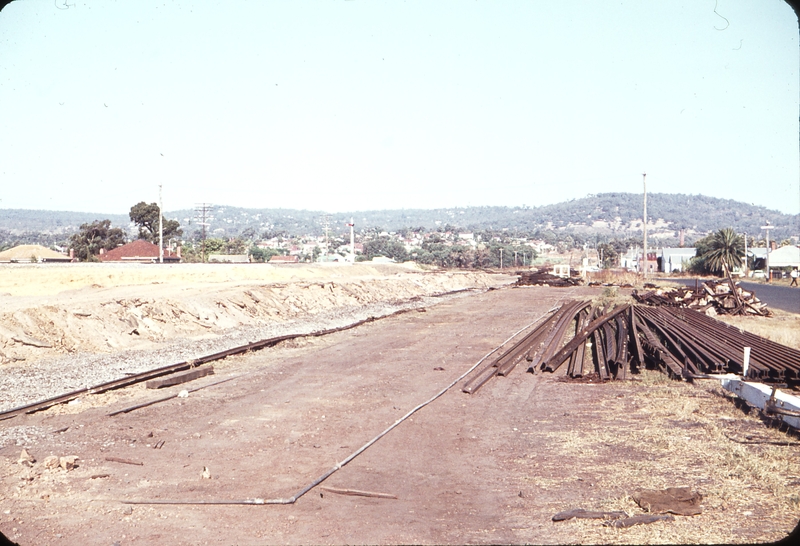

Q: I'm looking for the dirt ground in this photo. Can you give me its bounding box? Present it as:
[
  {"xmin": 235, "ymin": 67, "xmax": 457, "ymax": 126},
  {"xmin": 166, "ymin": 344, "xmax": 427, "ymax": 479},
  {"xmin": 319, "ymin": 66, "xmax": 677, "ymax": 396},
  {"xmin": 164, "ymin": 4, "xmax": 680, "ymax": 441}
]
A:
[
  {"xmin": 0, "ymin": 263, "xmax": 499, "ymax": 365},
  {"xmin": 1, "ymin": 279, "xmax": 799, "ymax": 545}
]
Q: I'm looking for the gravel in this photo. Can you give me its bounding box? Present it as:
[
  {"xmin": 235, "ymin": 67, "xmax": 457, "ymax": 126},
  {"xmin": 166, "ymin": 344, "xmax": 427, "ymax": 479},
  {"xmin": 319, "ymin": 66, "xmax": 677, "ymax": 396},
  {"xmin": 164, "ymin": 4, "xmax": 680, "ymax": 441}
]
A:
[{"xmin": 0, "ymin": 292, "xmax": 472, "ymax": 417}]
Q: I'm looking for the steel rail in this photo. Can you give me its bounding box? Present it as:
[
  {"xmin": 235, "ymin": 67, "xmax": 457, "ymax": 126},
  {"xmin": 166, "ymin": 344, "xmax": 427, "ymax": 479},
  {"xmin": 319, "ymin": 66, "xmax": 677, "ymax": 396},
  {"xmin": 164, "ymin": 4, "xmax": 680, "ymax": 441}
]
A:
[
  {"xmin": 540, "ymin": 304, "xmax": 630, "ymax": 373},
  {"xmin": 663, "ymin": 308, "xmax": 800, "ymax": 376},
  {"xmin": 528, "ymin": 300, "xmax": 591, "ymax": 372},
  {"xmin": 656, "ymin": 308, "xmax": 799, "ymax": 379},
  {"xmin": 636, "ymin": 307, "xmax": 748, "ymax": 374},
  {"xmin": 0, "ymin": 309, "xmax": 417, "ymax": 421}
]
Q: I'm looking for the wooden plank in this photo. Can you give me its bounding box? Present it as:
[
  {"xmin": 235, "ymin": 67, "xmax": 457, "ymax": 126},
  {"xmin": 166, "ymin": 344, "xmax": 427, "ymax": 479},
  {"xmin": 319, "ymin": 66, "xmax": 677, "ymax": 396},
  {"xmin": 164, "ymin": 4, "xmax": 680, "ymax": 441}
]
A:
[{"xmin": 146, "ymin": 366, "xmax": 214, "ymax": 389}]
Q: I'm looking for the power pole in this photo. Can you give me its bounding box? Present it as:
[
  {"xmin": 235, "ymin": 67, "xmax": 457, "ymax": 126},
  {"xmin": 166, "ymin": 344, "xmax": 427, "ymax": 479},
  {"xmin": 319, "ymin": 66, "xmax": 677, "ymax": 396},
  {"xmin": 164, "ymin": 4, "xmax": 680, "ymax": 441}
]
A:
[
  {"xmin": 158, "ymin": 184, "xmax": 164, "ymax": 264},
  {"xmin": 322, "ymin": 215, "xmax": 330, "ymax": 257},
  {"xmin": 499, "ymin": 248, "xmax": 503, "ymax": 269},
  {"xmin": 743, "ymin": 232, "xmax": 748, "ymax": 277},
  {"xmin": 761, "ymin": 223, "xmax": 773, "ymax": 281},
  {"xmin": 195, "ymin": 203, "xmax": 213, "ymax": 263},
  {"xmin": 347, "ymin": 218, "xmax": 355, "ymax": 263},
  {"xmin": 642, "ymin": 172, "xmax": 648, "ymax": 277}
]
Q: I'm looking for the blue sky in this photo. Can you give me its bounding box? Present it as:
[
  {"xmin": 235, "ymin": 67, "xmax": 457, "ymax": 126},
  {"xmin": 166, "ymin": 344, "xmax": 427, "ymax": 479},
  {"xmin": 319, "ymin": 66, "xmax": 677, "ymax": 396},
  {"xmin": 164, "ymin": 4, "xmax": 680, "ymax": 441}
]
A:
[{"xmin": 0, "ymin": 0, "xmax": 798, "ymax": 215}]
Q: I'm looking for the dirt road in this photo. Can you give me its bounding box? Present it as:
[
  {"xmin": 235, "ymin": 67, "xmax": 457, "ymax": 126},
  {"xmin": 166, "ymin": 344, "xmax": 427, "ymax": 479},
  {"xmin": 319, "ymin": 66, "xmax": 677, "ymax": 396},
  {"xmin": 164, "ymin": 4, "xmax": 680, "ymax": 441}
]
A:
[{"xmin": 1, "ymin": 285, "xmax": 798, "ymax": 545}]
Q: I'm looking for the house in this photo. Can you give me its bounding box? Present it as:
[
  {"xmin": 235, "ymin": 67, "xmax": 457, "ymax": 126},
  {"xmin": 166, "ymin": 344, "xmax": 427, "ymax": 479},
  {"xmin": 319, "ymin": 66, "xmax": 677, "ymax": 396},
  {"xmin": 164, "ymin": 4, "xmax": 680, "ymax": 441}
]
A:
[
  {"xmin": 0, "ymin": 244, "xmax": 72, "ymax": 263},
  {"xmin": 208, "ymin": 254, "xmax": 250, "ymax": 263},
  {"xmin": 658, "ymin": 248, "xmax": 696, "ymax": 273},
  {"xmin": 268, "ymin": 255, "xmax": 299, "ymax": 264},
  {"xmin": 766, "ymin": 245, "xmax": 800, "ymax": 268},
  {"xmin": 100, "ymin": 240, "xmax": 180, "ymax": 263}
]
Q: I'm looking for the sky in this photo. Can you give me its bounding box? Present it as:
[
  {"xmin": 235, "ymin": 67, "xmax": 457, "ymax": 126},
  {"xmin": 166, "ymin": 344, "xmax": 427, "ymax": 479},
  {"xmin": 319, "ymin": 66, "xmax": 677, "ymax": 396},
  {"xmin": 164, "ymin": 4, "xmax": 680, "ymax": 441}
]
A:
[{"xmin": 0, "ymin": 0, "xmax": 798, "ymax": 215}]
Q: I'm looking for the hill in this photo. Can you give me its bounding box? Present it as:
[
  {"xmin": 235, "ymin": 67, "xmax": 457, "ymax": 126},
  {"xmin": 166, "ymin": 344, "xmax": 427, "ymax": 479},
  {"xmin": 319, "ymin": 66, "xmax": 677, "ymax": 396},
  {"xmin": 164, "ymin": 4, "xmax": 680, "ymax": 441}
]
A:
[{"xmin": 1, "ymin": 193, "xmax": 797, "ymax": 248}]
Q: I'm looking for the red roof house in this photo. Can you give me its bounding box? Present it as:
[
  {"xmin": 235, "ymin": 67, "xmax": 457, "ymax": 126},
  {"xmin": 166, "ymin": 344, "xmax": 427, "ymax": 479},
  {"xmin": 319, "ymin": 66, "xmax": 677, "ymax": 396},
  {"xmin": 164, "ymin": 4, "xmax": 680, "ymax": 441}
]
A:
[{"xmin": 99, "ymin": 240, "xmax": 181, "ymax": 263}]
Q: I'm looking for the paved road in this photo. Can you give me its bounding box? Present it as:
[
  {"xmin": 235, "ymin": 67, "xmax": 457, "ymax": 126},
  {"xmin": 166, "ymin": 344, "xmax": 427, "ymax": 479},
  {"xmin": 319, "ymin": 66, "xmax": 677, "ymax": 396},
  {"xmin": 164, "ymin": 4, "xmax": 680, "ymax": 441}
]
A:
[{"xmin": 665, "ymin": 277, "xmax": 800, "ymax": 313}]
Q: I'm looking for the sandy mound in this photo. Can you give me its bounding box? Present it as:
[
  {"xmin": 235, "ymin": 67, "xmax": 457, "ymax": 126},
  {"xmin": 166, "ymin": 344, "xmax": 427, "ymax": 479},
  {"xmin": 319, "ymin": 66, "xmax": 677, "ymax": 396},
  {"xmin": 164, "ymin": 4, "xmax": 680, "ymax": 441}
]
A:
[{"xmin": 0, "ymin": 263, "xmax": 508, "ymax": 365}]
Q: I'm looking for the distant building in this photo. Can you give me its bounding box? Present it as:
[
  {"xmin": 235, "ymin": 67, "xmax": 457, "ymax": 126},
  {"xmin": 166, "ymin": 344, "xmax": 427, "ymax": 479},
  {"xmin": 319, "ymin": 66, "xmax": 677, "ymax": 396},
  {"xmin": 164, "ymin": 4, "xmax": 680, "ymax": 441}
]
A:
[
  {"xmin": 208, "ymin": 254, "xmax": 250, "ymax": 263},
  {"xmin": 767, "ymin": 245, "xmax": 800, "ymax": 268},
  {"xmin": 268, "ymin": 255, "xmax": 299, "ymax": 264},
  {"xmin": 100, "ymin": 240, "xmax": 180, "ymax": 263},
  {"xmin": 0, "ymin": 244, "xmax": 72, "ymax": 263},
  {"xmin": 658, "ymin": 248, "xmax": 696, "ymax": 273}
]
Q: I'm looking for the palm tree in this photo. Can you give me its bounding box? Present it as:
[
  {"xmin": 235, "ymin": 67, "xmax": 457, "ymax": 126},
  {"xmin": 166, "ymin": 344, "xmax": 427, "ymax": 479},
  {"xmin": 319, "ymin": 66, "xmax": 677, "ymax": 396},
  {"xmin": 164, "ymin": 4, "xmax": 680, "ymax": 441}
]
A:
[{"xmin": 700, "ymin": 228, "xmax": 744, "ymax": 274}]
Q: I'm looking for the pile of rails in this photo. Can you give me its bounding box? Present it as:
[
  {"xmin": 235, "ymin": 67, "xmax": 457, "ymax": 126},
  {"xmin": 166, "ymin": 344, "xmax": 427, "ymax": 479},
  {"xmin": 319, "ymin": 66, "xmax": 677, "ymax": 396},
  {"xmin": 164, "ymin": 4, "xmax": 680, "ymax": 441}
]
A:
[
  {"xmin": 516, "ymin": 269, "xmax": 583, "ymax": 287},
  {"xmin": 632, "ymin": 279, "xmax": 771, "ymax": 317},
  {"xmin": 463, "ymin": 300, "xmax": 798, "ymax": 394}
]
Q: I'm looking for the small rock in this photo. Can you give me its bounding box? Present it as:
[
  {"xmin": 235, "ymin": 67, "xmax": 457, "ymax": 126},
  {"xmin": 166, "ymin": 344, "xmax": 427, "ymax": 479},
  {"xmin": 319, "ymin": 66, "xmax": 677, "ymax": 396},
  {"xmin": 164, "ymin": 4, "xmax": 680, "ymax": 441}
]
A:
[
  {"xmin": 17, "ymin": 449, "xmax": 35, "ymax": 467},
  {"xmin": 202, "ymin": 466, "xmax": 211, "ymax": 479},
  {"xmin": 178, "ymin": 390, "xmax": 189, "ymax": 398},
  {"xmin": 43, "ymin": 456, "xmax": 59, "ymax": 470},
  {"xmin": 60, "ymin": 456, "xmax": 78, "ymax": 471},
  {"xmin": 122, "ymin": 506, "xmax": 133, "ymax": 515}
]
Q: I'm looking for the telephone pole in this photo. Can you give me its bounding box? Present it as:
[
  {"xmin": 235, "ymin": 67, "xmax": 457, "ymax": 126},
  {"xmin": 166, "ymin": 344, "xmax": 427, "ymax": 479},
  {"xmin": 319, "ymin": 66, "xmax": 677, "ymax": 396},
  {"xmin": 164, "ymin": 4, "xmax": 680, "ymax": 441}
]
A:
[
  {"xmin": 347, "ymin": 218, "xmax": 355, "ymax": 263},
  {"xmin": 642, "ymin": 172, "xmax": 648, "ymax": 277},
  {"xmin": 194, "ymin": 203, "xmax": 213, "ymax": 263},
  {"xmin": 322, "ymin": 215, "xmax": 331, "ymax": 256},
  {"xmin": 761, "ymin": 223, "xmax": 773, "ymax": 281},
  {"xmin": 158, "ymin": 184, "xmax": 164, "ymax": 264}
]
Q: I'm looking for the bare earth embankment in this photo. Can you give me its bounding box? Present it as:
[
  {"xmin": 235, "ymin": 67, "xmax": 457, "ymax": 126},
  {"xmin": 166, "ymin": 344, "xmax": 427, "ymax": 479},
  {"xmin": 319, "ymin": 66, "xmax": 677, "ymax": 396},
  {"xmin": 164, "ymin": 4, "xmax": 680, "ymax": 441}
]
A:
[{"xmin": 0, "ymin": 263, "xmax": 798, "ymax": 545}]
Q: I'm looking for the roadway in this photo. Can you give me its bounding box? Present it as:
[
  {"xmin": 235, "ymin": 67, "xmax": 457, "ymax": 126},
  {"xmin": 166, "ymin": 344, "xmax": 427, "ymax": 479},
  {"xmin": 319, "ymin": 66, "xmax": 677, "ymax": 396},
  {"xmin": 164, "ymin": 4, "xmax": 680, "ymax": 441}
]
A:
[{"xmin": 665, "ymin": 277, "xmax": 800, "ymax": 314}]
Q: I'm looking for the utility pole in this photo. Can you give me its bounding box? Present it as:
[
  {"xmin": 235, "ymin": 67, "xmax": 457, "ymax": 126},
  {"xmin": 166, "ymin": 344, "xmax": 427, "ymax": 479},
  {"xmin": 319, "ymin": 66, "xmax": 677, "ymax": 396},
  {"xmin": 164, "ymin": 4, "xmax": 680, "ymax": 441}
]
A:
[
  {"xmin": 499, "ymin": 248, "xmax": 503, "ymax": 269},
  {"xmin": 347, "ymin": 218, "xmax": 355, "ymax": 263},
  {"xmin": 743, "ymin": 232, "xmax": 748, "ymax": 277},
  {"xmin": 761, "ymin": 223, "xmax": 773, "ymax": 281},
  {"xmin": 158, "ymin": 184, "xmax": 164, "ymax": 264},
  {"xmin": 322, "ymin": 215, "xmax": 330, "ymax": 257},
  {"xmin": 642, "ymin": 172, "xmax": 648, "ymax": 278},
  {"xmin": 195, "ymin": 203, "xmax": 213, "ymax": 263},
  {"xmin": 514, "ymin": 250, "xmax": 518, "ymax": 268}
]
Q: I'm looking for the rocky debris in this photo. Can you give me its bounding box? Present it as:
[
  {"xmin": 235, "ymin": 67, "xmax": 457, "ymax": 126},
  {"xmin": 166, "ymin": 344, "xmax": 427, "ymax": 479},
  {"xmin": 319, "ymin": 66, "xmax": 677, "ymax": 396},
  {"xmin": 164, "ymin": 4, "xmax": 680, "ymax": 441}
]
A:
[
  {"xmin": 43, "ymin": 456, "xmax": 59, "ymax": 470},
  {"xmin": 17, "ymin": 449, "xmax": 35, "ymax": 467},
  {"xmin": 59, "ymin": 456, "xmax": 78, "ymax": 471},
  {"xmin": 12, "ymin": 334, "xmax": 53, "ymax": 348}
]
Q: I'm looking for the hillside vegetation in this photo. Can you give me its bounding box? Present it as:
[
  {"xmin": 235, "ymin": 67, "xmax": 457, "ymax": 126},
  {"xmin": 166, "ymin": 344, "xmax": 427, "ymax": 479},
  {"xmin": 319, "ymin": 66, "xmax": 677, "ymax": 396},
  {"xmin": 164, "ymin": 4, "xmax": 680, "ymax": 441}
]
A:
[{"xmin": 1, "ymin": 193, "xmax": 797, "ymax": 250}]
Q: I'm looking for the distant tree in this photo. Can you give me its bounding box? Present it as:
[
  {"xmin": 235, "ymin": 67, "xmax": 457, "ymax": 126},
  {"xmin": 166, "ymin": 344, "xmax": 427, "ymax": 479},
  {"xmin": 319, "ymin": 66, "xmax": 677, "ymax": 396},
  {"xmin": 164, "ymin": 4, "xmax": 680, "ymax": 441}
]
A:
[
  {"xmin": 68, "ymin": 220, "xmax": 126, "ymax": 261},
  {"xmin": 240, "ymin": 227, "xmax": 258, "ymax": 242},
  {"xmin": 203, "ymin": 238, "xmax": 226, "ymax": 254},
  {"xmin": 129, "ymin": 202, "xmax": 183, "ymax": 243},
  {"xmin": 692, "ymin": 228, "xmax": 744, "ymax": 275},
  {"xmin": 224, "ymin": 238, "xmax": 247, "ymax": 254},
  {"xmin": 597, "ymin": 243, "xmax": 619, "ymax": 268},
  {"xmin": 249, "ymin": 246, "xmax": 282, "ymax": 263},
  {"xmin": 363, "ymin": 238, "xmax": 408, "ymax": 262}
]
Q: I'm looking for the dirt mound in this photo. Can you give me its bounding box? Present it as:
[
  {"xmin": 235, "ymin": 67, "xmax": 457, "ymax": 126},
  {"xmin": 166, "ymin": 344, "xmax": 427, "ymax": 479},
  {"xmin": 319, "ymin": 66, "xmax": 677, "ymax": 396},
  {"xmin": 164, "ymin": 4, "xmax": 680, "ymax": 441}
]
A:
[{"xmin": 0, "ymin": 264, "xmax": 506, "ymax": 365}]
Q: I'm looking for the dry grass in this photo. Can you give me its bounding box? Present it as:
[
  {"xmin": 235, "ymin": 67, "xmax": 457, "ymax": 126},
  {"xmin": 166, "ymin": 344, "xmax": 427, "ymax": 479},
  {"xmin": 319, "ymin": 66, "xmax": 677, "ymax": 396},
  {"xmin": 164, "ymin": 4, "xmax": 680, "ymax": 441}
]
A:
[
  {"xmin": 588, "ymin": 270, "xmax": 645, "ymax": 287},
  {"xmin": 534, "ymin": 372, "xmax": 800, "ymax": 544},
  {"xmin": 715, "ymin": 310, "xmax": 800, "ymax": 350}
]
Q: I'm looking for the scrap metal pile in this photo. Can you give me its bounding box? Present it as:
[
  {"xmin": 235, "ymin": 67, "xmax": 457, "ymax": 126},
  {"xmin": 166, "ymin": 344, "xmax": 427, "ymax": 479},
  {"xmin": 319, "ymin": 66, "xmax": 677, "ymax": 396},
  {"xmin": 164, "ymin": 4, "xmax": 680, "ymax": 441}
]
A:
[
  {"xmin": 463, "ymin": 300, "xmax": 800, "ymax": 394},
  {"xmin": 515, "ymin": 269, "xmax": 583, "ymax": 287},
  {"xmin": 632, "ymin": 279, "xmax": 771, "ymax": 317}
]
